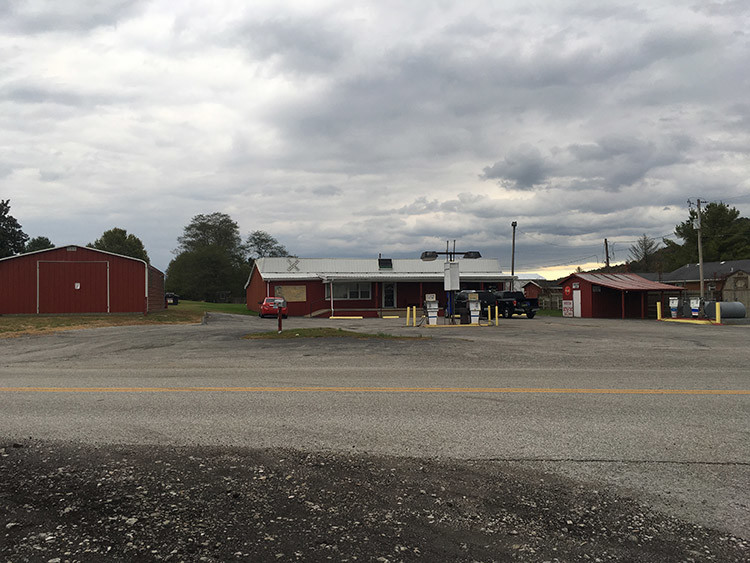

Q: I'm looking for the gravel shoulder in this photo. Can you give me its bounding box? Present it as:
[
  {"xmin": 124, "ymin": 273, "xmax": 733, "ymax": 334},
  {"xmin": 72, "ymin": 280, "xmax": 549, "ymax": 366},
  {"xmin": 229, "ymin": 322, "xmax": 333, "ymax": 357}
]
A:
[{"xmin": 2, "ymin": 439, "xmax": 748, "ymax": 562}]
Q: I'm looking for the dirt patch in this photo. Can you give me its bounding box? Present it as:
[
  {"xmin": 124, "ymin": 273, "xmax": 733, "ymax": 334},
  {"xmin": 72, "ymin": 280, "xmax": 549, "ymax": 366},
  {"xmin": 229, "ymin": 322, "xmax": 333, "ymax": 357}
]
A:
[
  {"xmin": 1, "ymin": 440, "xmax": 747, "ymax": 562},
  {"xmin": 0, "ymin": 315, "xmax": 201, "ymax": 339}
]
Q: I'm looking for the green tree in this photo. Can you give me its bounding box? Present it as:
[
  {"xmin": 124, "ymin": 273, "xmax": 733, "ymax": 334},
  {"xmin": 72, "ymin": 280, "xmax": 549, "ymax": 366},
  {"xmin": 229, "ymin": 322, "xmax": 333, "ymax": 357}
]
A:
[
  {"xmin": 88, "ymin": 227, "xmax": 149, "ymax": 262},
  {"xmin": 656, "ymin": 202, "xmax": 750, "ymax": 271},
  {"xmin": 246, "ymin": 230, "xmax": 288, "ymax": 259},
  {"xmin": 165, "ymin": 247, "xmax": 250, "ymax": 301},
  {"xmin": 24, "ymin": 236, "xmax": 55, "ymax": 253},
  {"xmin": 176, "ymin": 212, "xmax": 246, "ymax": 261},
  {"xmin": 168, "ymin": 213, "xmax": 250, "ymax": 300},
  {"xmin": 0, "ymin": 199, "xmax": 29, "ymax": 258},
  {"xmin": 628, "ymin": 234, "xmax": 661, "ymax": 272}
]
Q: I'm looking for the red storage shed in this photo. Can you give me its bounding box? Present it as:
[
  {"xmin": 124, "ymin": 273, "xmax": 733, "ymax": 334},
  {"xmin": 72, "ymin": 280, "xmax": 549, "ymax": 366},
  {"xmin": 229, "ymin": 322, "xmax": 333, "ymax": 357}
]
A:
[
  {"xmin": 558, "ymin": 273, "xmax": 682, "ymax": 319},
  {"xmin": 0, "ymin": 245, "xmax": 165, "ymax": 315}
]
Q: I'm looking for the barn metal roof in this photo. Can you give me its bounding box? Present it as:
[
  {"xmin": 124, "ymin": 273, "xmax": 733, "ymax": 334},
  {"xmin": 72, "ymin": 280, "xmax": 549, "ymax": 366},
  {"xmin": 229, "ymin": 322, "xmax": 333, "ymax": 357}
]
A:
[
  {"xmin": 247, "ymin": 257, "xmax": 511, "ymax": 285},
  {"xmin": 565, "ymin": 273, "xmax": 682, "ymax": 291},
  {"xmin": 0, "ymin": 244, "xmax": 150, "ymax": 267}
]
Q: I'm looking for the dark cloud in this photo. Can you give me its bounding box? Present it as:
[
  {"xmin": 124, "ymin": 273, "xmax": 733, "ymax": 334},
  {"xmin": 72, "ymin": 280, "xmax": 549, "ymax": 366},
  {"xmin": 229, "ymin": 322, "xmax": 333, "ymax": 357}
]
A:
[
  {"xmin": 0, "ymin": 0, "xmax": 147, "ymax": 33},
  {"xmin": 481, "ymin": 145, "xmax": 551, "ymax": 189},
  {"xmin": 692, "ymin": 1, "xmax": 750, "ymax": 17},
  {"xmin": 481, "ymin": 134, "xmax": 695, "ymax": 192},
  {"xmin": 0, "ymin": 82, "xmax": 126, "ymax": 107},
  {"xmin": 232, "ymin": 17, "xmax": 350, "ymax": 74},
  {"xmin": 311, "ymin": 185, "xmax": 342, "ymax": 197},
  {"xmin": 396, "ymin": 197, "xmax": 441, "ymax": 215},
  {"xmin": 566, "ymin": 134, "xmax": 695, "ymax": 190}
]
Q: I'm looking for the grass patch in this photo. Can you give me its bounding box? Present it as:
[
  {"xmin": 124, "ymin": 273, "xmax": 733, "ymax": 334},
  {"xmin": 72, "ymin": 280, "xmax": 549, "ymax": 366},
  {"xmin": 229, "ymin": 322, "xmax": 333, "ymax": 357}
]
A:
[
  {"xmin": 0, "ymin": 300, "xmax": 257, "ymax": 338},
  {"xmin": 536, "ymin": 308, "xmax": 563, "ymax": 317},
  {"xmin": 244, "ymin": 327, "xmax": 418, "ymax": 340}
]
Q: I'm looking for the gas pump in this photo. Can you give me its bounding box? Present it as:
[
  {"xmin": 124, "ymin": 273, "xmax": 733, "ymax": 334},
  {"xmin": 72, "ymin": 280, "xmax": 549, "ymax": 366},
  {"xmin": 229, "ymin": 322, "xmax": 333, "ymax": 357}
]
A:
[
  {"xmin": 424, "ymin": 293, "xmax": 439, "ymax": 325},
  {"xmin": 468, "ymin": 292, "xmax": 481, "ymax": 324}
]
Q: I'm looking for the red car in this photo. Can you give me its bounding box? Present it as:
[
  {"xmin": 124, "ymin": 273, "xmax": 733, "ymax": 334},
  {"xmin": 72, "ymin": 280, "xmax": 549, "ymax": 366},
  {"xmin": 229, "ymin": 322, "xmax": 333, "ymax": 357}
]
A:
[{"xmin": 259, "ymin": 297, "xmax": 288, "ymax": 318}]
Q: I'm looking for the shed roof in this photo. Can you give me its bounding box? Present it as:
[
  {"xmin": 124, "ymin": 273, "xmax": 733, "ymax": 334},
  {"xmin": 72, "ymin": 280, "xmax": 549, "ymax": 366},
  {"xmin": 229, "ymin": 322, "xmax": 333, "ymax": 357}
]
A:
[
  {"xmin": 247, "ymin": 257, "xmax": 511, "ymax": 285},
  {"xmin": 661, "ymin": 260, "xmax": 750, "ymax": 282},
  {"xmin": 522, "ymin": 279, "xmax": 562, "ymax": 290},
  {"xmin": 562, "ymin": 273, "xmax": 682, "ymax": 291}
]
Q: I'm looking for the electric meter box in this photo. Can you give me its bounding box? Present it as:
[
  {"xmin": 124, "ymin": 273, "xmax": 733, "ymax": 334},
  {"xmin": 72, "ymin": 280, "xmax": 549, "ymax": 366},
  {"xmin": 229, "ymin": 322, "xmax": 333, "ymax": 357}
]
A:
[{"xmin": 444, "ymin": 262, "xmax": 460, "ymax": 291}]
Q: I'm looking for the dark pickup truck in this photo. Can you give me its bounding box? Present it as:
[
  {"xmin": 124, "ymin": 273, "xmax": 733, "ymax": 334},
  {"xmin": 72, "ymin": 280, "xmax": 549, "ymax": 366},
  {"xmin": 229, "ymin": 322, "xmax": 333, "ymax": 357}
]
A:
[
  {"xmin": 496, "ymin": 291, "xmax": 539, "ymax": 318},
  {"xmin": 454, "ymin": 290, "xmax": 498, "ymax": 320}
]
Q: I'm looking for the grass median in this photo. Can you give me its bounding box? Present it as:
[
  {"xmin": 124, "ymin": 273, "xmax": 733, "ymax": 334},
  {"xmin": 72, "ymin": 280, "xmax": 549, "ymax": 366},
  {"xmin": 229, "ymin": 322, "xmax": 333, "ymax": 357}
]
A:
[
  {"xmin": 0, "ymin": 301, "xmax": 256, "ymax": 338},
  {"xmin": 244, "ymin": 327, "xmax": 419, "ymax": 340}
]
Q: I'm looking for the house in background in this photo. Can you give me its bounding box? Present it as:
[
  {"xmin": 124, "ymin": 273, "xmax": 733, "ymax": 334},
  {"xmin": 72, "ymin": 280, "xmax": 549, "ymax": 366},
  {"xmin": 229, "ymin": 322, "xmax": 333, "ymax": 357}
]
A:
[
  {"xmin": 522, "ymin": 279, "xmax": 563, "ymax": 310},
  {"xmin": 245, "ymin": 257, "xmax": 513, "ymax": 317},
  {"xmin": 660, "ymin": 260, "xmax": 750, "ymax": 310}
]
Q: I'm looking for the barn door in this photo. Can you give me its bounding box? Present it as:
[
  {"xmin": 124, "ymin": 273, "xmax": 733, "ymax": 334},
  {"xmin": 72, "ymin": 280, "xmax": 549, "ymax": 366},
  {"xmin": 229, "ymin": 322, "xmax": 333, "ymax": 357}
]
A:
[
  {"xmin": 38, "ymin": 261, "xmax": 109, "ymax": 314},
  {"xmin": 573, "ymin": 289, "xmax": 581, "ymax": 317}
]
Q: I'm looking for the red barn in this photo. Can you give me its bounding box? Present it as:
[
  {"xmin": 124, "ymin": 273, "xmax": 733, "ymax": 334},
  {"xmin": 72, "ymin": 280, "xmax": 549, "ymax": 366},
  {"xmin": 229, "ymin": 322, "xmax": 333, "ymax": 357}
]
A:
[{"xmin": 0, "ymin": 245, "xmax": 165, "ymax": 315}]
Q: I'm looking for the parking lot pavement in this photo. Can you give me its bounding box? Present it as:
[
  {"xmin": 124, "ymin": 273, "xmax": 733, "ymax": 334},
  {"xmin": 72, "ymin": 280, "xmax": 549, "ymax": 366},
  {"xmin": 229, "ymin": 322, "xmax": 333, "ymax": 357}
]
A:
[{"xmin": 1, "ymin": 313, "xmax": 749, "ymax": 538}]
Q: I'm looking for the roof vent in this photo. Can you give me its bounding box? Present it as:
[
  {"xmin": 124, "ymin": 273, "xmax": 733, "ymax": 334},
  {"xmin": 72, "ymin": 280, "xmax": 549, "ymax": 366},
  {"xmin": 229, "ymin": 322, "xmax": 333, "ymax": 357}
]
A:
[
  {"xmin": 67, "ymin": 246, "xmax": 77, "ymax": 252},
  {"xmin": 378, "ymin": 258, "xmax": 393, "ymax": 269}
]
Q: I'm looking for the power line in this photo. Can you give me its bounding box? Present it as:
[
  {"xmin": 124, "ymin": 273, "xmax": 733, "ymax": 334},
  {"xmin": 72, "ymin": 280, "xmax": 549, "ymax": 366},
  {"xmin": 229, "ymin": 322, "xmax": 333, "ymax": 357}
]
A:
[
  {"xmin": 517, "ymin": 229, "xmax": 602, "ymax": 249},
  {"xmin": 516, "ymin": 254, "xmax": 601, "ymax": 270}
]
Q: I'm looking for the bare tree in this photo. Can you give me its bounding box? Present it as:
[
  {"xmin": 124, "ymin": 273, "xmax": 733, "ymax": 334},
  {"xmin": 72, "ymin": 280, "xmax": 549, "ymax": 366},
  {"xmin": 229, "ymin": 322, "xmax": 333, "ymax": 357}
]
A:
[{"xmin": 628, "ymin": 234, "xmax": 661, "ymax": 271}]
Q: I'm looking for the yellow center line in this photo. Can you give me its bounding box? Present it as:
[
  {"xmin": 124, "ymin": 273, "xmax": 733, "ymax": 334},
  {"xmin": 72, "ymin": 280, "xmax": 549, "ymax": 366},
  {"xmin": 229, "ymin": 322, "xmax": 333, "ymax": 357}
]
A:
[{"xmin": 0, "ymin": 387, "xmax": 749, "ymax": 395}]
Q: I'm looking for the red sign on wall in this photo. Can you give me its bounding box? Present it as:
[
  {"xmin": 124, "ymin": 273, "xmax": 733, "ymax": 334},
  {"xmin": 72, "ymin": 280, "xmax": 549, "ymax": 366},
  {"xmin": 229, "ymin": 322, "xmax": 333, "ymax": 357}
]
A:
[{"xmin": 563, "ymin": 285, "xmax": 572, "ymax": 297}]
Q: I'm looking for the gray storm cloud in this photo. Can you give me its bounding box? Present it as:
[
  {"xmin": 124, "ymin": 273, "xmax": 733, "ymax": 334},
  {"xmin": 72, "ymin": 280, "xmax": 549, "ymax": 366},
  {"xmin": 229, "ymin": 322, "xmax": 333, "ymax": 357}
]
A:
[{"xmin": 1, "ymin": 0, "xmax": 748, "ymax": 273}]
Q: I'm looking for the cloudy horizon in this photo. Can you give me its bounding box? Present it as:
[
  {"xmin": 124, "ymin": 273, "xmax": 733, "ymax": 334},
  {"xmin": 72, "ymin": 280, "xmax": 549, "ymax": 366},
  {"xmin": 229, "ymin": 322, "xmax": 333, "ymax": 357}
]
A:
[{"xmin": 3, "ymin": 0, "xmax": 749, "ymax": 278}]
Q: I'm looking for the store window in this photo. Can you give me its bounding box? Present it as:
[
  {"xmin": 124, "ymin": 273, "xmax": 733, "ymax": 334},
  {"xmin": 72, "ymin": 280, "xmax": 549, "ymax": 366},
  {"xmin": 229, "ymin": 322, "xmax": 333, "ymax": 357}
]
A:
[{"xmin": 325, "ymin": 282, "xmax": 371, "ymax": 300}]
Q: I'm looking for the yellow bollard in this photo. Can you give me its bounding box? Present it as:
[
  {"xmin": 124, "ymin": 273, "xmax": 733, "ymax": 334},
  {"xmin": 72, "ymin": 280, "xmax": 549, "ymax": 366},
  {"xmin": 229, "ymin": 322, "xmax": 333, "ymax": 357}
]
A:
[
  {"xmin": 405, "ymin": 306, "xmax": 410, "ymax": 327},
  {"xmin": 656, "ymin": 302, "xmax": 662, "ymax": 321},
  {"xmin": 413, "ymin": 306, "xmax": 417, "ymax": 327},
  {"xmin": 716, "ymin": 302, "xmax": 721, "ymax": 324},
  {"xmin": 495, "ymin": 305, "xmax": 499, "ymax": 326}
]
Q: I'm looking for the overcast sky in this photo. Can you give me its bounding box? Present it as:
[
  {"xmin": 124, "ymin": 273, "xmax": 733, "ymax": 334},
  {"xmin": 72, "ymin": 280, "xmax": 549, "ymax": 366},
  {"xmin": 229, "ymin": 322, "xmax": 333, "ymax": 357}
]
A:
[{"xmin": 3, "ymin": 0, "xmax": 749, "ymax": 277}]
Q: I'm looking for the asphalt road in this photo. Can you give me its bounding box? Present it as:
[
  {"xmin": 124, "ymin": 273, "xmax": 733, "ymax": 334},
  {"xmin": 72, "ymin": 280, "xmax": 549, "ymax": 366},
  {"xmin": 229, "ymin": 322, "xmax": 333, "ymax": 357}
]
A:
[{"xmin": 1, "ymin": 313, "xmax": 748, "ymax": 538}]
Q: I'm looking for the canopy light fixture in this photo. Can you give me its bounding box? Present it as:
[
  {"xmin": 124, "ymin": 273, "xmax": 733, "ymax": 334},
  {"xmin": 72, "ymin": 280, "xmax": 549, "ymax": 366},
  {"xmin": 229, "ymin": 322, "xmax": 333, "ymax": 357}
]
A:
[{"xmin": 420, "ymin": 250, "xmax": 481, "ymax": 261}]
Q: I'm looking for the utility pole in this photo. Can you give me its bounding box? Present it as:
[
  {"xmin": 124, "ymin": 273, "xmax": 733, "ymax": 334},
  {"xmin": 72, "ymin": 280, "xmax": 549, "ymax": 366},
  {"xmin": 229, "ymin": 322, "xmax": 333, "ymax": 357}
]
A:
[
  {"xmin": 511, "ymin": 221, "xmax": 517, "ymax": 291},
  {"xmin": 696, "ymin": 199, "xmax": 705, "ymax": 300},
  {"xmin": 604, "ymin": 238, "xmax": 610, "ymax": 271}
]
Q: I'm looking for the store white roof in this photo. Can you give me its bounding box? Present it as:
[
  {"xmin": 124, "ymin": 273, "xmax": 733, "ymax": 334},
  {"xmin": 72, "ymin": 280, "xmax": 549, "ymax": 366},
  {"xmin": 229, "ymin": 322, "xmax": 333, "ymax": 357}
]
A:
[{"xmin": 247, "ymin": 257, "xmax": 511, "ymax": 285}]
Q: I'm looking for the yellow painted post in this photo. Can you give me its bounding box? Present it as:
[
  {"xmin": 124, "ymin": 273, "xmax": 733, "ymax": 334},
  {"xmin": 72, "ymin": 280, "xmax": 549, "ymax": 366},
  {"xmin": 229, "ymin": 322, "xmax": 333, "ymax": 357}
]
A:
[
  {"xmin": 495, "ymin": 305, "xmax": 499, "ymax": 326},
  {"xmin": 405, "ymin": 306, "xmax": 410, "ymax": 327},
  {"xmin": 716, "ymin": 302, "xmax": 721, "ymax": 324},
  {"xmin": 413, "ymin": 306, "xmax": 417, "ymax": 327},
  {"xmin": 656, "ymin": 302, "xmax": 662, "ymax": 320}
]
